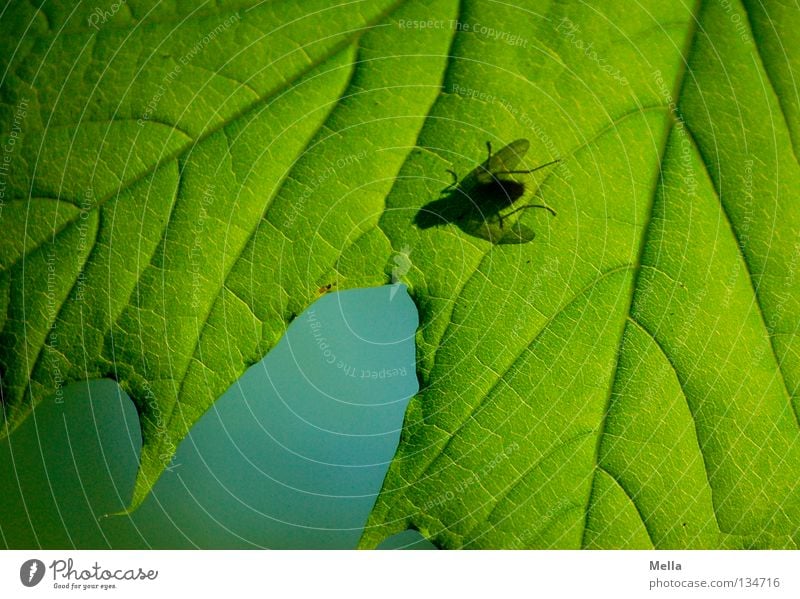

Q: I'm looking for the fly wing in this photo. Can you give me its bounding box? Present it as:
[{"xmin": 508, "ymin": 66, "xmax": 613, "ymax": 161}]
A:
[
  {"xmin": 498, "ymin": 221, "xmax": 537, "ymax": 244},
  {"xmin": 476, "ymin": 138, "xmax": 530, "ymax": 184},
  {"xmin": 459, "ymin": 211, "xmax": 537, "ymax": 244}
]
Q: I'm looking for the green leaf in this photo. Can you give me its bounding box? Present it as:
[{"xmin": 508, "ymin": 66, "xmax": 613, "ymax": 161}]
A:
[{"xmin": 1, "ymin": 0, "xmax": 798, "ymax": 550}]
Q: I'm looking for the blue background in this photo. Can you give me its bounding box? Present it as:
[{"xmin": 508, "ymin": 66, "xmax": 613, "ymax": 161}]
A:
[{"xmin": 0, "ymin": 286, "xmax": 433, "ymax": 549}]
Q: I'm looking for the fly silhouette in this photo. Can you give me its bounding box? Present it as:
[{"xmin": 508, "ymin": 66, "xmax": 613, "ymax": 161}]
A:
[{"xmin": 415, "ymin": 139, "xmax": 558, "ymax": 244}]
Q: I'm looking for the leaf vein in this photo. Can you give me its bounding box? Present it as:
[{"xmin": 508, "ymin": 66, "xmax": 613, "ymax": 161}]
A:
[
  {"xmin": 681, "ymin": 122, "xmax": 799, "ymax": 427},
  {"xmin": 597, "ymin": 464, "xmax": 656, "ymax": 548},
  {"xmin": 417, "ymin": 263, "xmax": 634, "ymax": 486},
  {"xmin": 625, "ymin": 315, "xmax": 721, "ymax": 533}
]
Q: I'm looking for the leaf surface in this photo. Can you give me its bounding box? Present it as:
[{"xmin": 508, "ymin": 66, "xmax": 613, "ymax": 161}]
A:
[{"xmin": 1, "ymin": 0, "xmax": 798, "ymax": 547}]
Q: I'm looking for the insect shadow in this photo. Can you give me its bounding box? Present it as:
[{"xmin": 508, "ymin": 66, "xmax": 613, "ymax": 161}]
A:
[{"xmin": 415, "ymin": 139, "xmax": 558, "ymax": 244}]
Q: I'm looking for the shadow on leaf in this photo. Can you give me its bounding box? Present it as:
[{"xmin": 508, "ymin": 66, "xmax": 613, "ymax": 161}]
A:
[
  {"xmin": 414, "ymin": 174, "xmax": 556, "ymax": 245},
  {"xmin": 414, "ymin": 139, "xmax": 558, "ymax": 245}
]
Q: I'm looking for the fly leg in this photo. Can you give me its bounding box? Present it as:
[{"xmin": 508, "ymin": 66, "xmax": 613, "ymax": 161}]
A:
[
  {"xmin": 494, "ymin": 158, "xmax": 560, "ymax": 177},
  {"xmin": 443, "ymin": 169, "xmax": 459, "ymax": 192}
]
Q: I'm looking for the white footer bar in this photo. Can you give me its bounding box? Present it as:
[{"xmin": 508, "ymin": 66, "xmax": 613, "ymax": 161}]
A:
[{"xmin": 1, "ymin": 550, "xmax": 797, "ymax": 598}]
